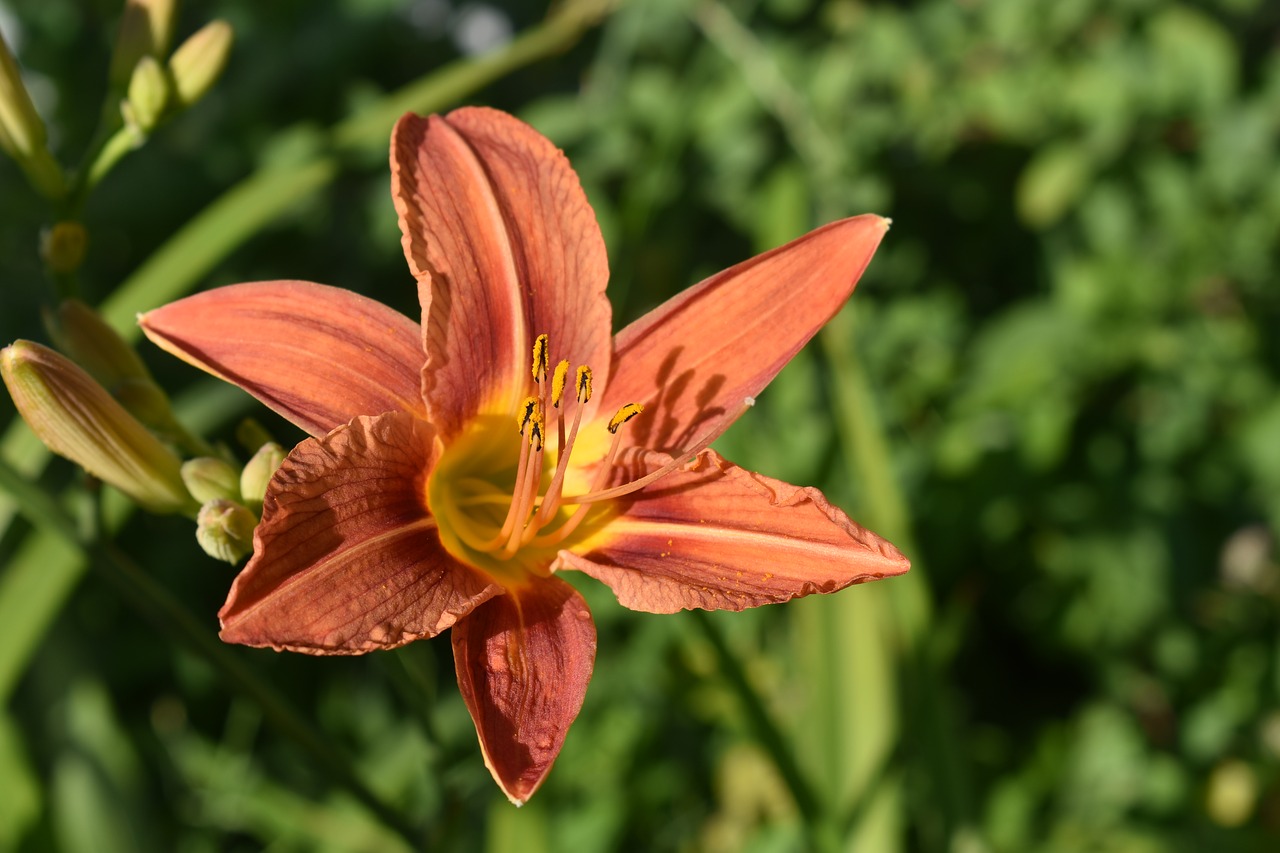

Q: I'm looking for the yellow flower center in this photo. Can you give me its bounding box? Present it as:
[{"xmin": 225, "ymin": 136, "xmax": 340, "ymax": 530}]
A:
[
  {"xmin": 427, "ymin": 333, "xmax": 752, "ymax": 587},
  {"xmin": 427, "ymin": 334, "xmax": 640, "ymax": 585}
]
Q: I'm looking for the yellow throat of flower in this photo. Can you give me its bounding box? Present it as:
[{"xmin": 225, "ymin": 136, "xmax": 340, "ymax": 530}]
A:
[
  {"xmin": 427, "ymin": 334, "xmax": 641, "ymax": 585},
  {"xmin": 428, "ymin": 333, "xmax": 750, "ymax": 587}
]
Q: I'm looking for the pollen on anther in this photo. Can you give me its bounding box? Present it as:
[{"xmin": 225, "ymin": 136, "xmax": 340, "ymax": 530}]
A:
[
  {"xmin": 608, "ymin": 402, "xmax": 644, "ymax": 434},
  {"xmin": 576, "ymin": 365, "xmax": 593, "ymax": 403},
  {"xmin": 551, "ymin": 360, "xmax": 571, "ymax": 407},
  {"xmin": 518, "ymin": 396, "xmax": 538, "ymax": 434},
  {"xmin": 531, "ymin": 334, "xmax": 549, "ymax": 381},
  {"xmin": 528, "ymin": 401, "xmax": 546, "ymax": 450}
]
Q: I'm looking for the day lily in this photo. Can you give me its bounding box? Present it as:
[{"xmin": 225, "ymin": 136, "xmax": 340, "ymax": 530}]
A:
[{"xmin": 140, "ymin": 107, "xmax": 909, "ymax": 804}]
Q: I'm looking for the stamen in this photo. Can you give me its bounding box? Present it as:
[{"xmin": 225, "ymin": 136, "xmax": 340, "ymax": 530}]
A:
[
  {"xmin": 608, "ymin": 402, "xmax": 644, "ymax": 434},
  {"xmin": 562, "ymin": 397, "xmax": 755, "ymax": 506},
  {"xmin": 550, "ymin": 360, "xmax": 571, "ymax": 407},
  {"xmin": 527, "ymin": 400, "xmax": 546, "ymax": 451},
  {"xmin": 531, "ymin": 334, "xmax": 549, "ymax": 382},
  {"xmin": 517, "ymin": 396, "xmax": 538, "ymax": 434},
  {"xmin": 576, "ymin": 365, "xmax": 592, "ymax": 403}
]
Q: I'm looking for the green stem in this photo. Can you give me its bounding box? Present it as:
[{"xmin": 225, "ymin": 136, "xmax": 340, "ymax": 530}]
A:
[
  {"xmin": 689, "ymin": 610, "xmax": 838, "ymax": 853},
  {"xmin": 71, "ymin": 123, "xmax": 143, "ymax": 214}
]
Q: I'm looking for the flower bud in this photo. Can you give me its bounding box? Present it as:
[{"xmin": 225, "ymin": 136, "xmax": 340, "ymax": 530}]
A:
[
  {"xmin": 47, "ymin": 299, "xmax": 150, "ymax": 395},
  {"xmin": 1, "ymin": 341, "xmax": 194, "ymax": 514},
  {"xmin": 121, "ymin": 55, "xmax": 170, "ymax": 133},
  {"xmin": 167, "ymin": 20, "xmax": 233, "ymax": 108},
  {"xmin": 109, "ymin": 0, "xmax": 178, "ymax": 87},
  {"xmin": 39, "ymin": 222, "xmax": 88, "ymax": 275},
  {"xmin": 181, "ymin": 457, "xmax": 241, "ymax": 504},
  {"xmin": 240, "ymin": 442, "xmax": 284, "ymax": 506},
  {"xmin": 195, "ymin": 499, "xmax": 257, "ymax": 564},
  {"xmin": 0, "ymin": 31, "xmax": 47, "ymax": 160}
]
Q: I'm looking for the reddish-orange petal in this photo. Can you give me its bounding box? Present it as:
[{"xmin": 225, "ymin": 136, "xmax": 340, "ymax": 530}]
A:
[
  {"xmin": 452, "ymin": 575, "xmax": 596, "ymax": 805},
  {"xmin": 140, "ymin": 281, "xmax": 425, "ymax": 438},
  {"xmin": 390, "ymin": 108, "xmax": 612, "ymax": 441},
  {"xmin": 596, "ymin": 216, "xmax": 888, "ymax": 451},
  {"xmin": 219, "ymin": 412, "xmax": 501, "ymax": 653},
  {"xmin": 558, "ymin": 449, "xmax": 909, "ymax": 613}
]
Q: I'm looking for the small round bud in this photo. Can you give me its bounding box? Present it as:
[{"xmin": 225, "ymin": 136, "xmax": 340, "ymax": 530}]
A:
[
  {"xmin": 240, "ymin": 442, "xmax": 285, "ymax": 506},
  {"xmin": 39, "ymin": 222, "xmax": 88, "ymax": 275},
  {"xmin": 122, "ymin": 55, "xmax": 170, "ymax": 133},
  {"xmin": 168, "ymin": 20, "xmax": 233, "ymax": 108},
  {"xmin": 181, "ymin": 457, "xmax": 241, "ymax": 504},
  {"xmin": 195, "ymin": 499, "xmax": 257, "ymax": 564}
]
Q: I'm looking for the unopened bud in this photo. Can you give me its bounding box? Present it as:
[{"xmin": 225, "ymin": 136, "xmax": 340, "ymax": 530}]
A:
[
  {"xmin": 1, "ymin": 341, "xmax": 193, "ymax": 514},
  {"xmin": 47, "ymin": 298, "xmax": 151, "ymax": 395},
  {"xmin": 39, "ymin": 222, "xmax": 88, "ymax": 275},
  {"xmin": 240, "ymin": 442, "xmax": 284, "ymax": 506},
  {"xmin": 182, "ymin": 457, "xmax": 241, "ymax": 504},
  {"xmin": 195, "ymin": 499, "xmax": 256, "ymax": 563},
  {"xmin": 110, "ymin": 0, "xmax": 178, "ymax": 87},
  {"xmin": 0, "ymin": 31, "xmax": 48, "ymax": 159},
  {"xmin": 122, "ymin": 55, "xmax": 170, "ymax": 132},
  {"xmin": 168, "ymin": 20, "xmax": 233, "ymax": 108}
]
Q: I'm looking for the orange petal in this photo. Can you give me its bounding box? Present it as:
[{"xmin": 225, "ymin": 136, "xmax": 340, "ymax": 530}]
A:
[
  {"xmin": 219, "ymin": 413, "xmax": 501, "ymax": 653},
  {"xmin": 558, "ymin": 449, "xmax": 908, "ymax": 613},
  {"xmin": 391, "ymin": 108, "xmax": 612, "ymax": 441},
  {"xmin": 140, "ymin": 281, "xmax": 425, "ymax": 438},
  {"xmin": 452, "ymin": 575, "xmax": 596, "ymax": 804},
  {"xmin": 597, "ymin": 215, "xmax": 888, "ymax": 451}
]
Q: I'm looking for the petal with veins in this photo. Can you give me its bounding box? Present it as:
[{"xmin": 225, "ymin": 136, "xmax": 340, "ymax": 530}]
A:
[
  {"xmin": 391, "ymin": 108, "xmax": 612, "ymax": 440},
  {"xmin": 140, "ymin": 281, "xmax": 425, "ymax": 438},
  {"xmin": 559, "ymin": 449, "xmax": 909, "ymax": 614},
  {"xmin": 219, "ymin": 412, "xmax": 500, "ymax": 653},
  {"xmin": 596, "ymin": 216, "xmax": 888, "ymax": 451},
  {"xmin": 452, "ymin": 575, "xmax": 596, "ymax": 805}
]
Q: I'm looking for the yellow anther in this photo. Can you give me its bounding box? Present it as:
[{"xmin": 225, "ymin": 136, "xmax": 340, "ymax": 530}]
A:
[
  {"xmin": 550, "ymin": 360, "xmax": 571, "ymax": 407},
  {"xmin": 576, "ymin": 365, "xmax": 593, "ymax": 403},
  {"xmin": 531, "ymin": 334, "xmax": 549, "ymax": 382},
  {"xmin": 528, "ymin": 401, "xmax": 546, "ymax": 450},
  {"xmin": 518, "ymin": 396, "xmax": 538, "ymax": 434},
  {"xmin": 608, "ymin": 402, "xmax": 644, "ymax": 434}
]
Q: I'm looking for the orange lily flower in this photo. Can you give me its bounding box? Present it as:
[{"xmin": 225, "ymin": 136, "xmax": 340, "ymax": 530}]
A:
[{"xmin": 140, "ymin": 107, "xmax": 908, "ymax": 804}]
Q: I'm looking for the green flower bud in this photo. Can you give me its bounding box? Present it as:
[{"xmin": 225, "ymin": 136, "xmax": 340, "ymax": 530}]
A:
[
  {"xmin": 168, "ymin": 20, "xmax": 233, "ymax": 108},
  {"xmin": 121, "ymin": 55, "xmax": 170, "ymax": 133},
  {"xmin": 240, "ymin": 442, "xmax": 285, "ymax": 506},
  {"xmin": 47, "ymin": 298, "xmax": 151, "ymax": 395},
  {"xmin": 195, "ymin": 499, "xmax": 257, "ymax": 564},
  {"xmin": 109, "ymin": 0, "xmax": 178, "ymax": 88},
  {"xmin": 0, "ymin": 30, "xmax": 47, "ymax": 160},
  {"xmin": 1, "ymin": 341, "xmax": 194, "ymax": 514},
  {"xmin": 181, "ymin": 457, "xmax": 241, "ymax": 504},
  {"xmin": 39, "ymin": 222, "xmax": 88, "ymax": 275}
]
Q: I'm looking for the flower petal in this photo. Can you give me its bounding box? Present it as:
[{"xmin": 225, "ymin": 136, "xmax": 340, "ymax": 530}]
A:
[
  {"xmin": 140, "ymin": 281, "xmax": 425, "ymax": 438},
  {"xmin": 597, "ymin": 215, "xmax": 888, "ymax": 451},
  {"xmin": 391, "ymin": 108, "xmax": 612, "ymax": 440},
  {"xmin": 558, "ymin": 449, "xmax": 909, "ymax": 613},
  {"xmin": 219, "ymin": 412, "xmax": 501, "ymax": 653},
  {"xmin": 452, "ymin": 575, "xmax": 596, "ymax": 805}
]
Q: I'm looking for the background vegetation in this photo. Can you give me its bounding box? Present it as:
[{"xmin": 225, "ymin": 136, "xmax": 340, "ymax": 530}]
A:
[{"xmin": 2, "ymin": 0, "xmax": 1278, "ymax": 850}]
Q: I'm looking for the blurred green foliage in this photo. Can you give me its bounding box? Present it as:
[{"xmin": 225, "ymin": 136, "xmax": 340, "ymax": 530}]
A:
[{"xmin": 1, "ymin": 0, "xmax": 1278, "ymax": 850}]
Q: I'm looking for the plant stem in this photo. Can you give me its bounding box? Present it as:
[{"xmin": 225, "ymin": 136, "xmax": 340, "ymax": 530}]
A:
[{"xmin": 689, "ymin": 610, "xmax": 838, "ymax": 853}]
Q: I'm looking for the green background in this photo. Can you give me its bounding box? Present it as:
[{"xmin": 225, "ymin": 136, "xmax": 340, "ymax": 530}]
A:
[{"xmin": 2, "ymin": 0, "xmax": 1279, "ymax": 850}]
